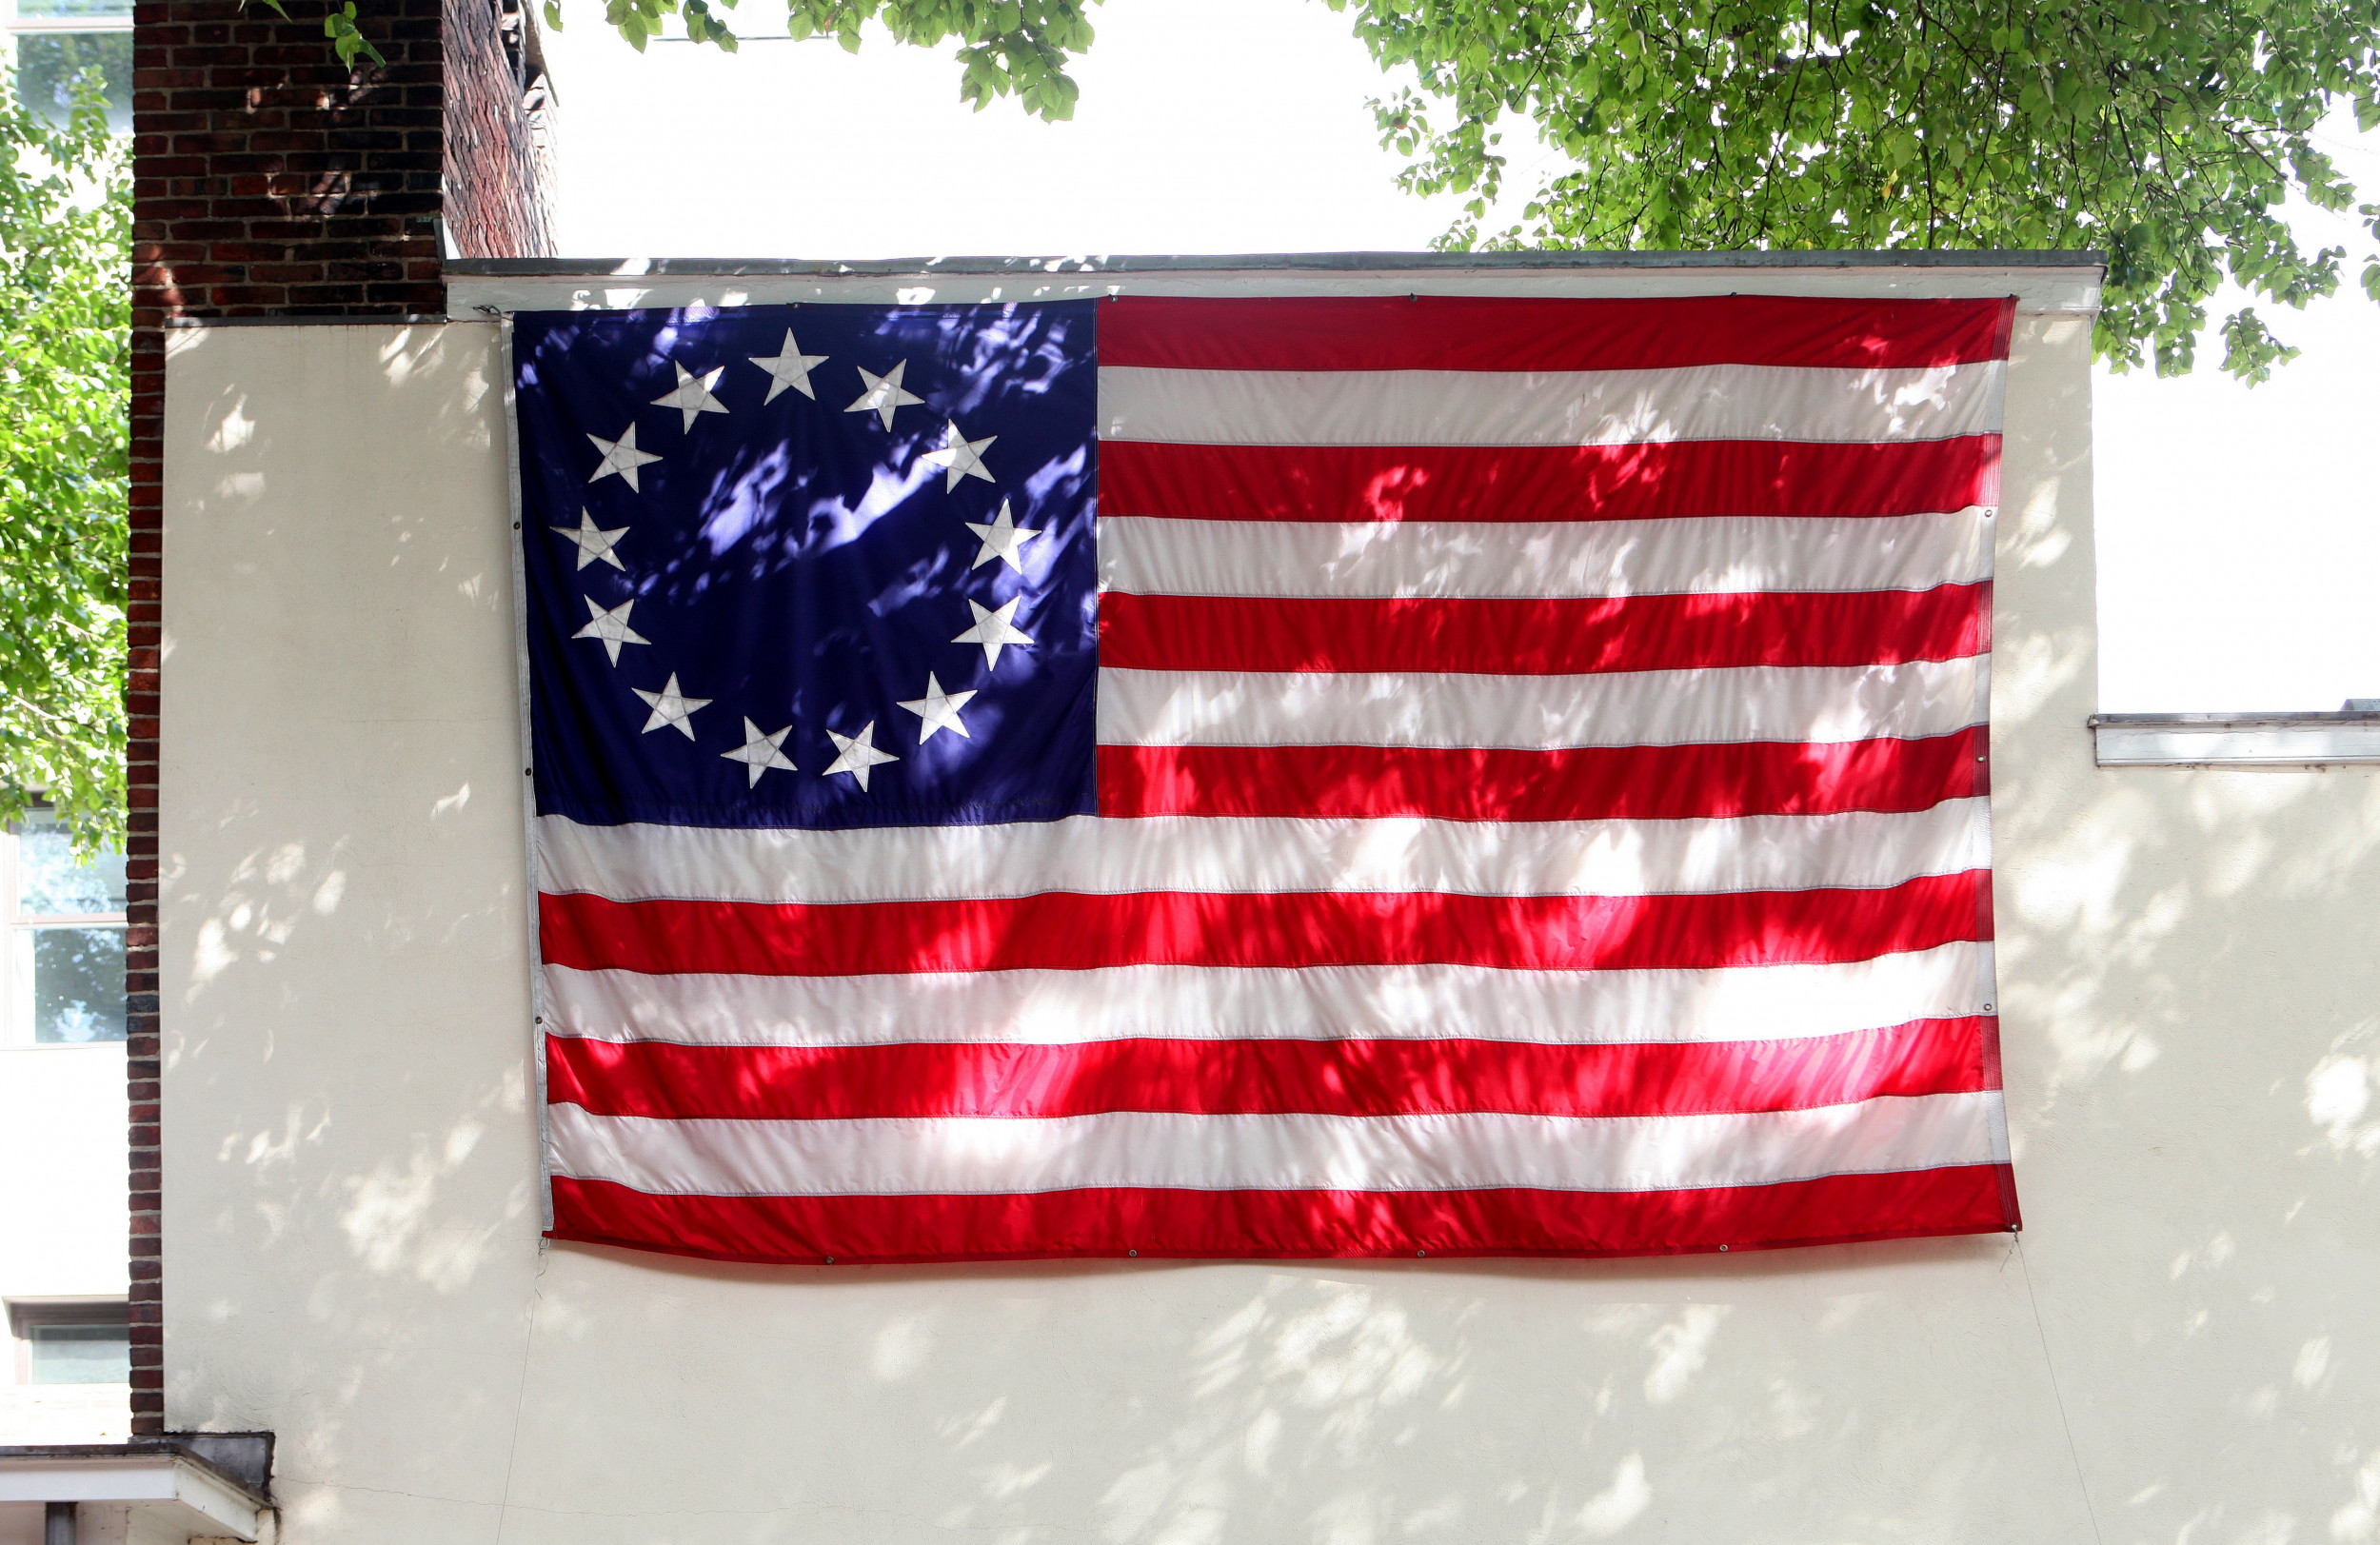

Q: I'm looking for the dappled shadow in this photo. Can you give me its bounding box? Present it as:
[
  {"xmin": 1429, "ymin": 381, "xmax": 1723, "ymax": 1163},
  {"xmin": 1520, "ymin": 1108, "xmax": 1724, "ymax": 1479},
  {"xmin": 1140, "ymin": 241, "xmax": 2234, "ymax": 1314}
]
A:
[
  {"xmin": 149, "ymin": 313, "xmax": 2380, "ymax": 1544},
  {"xmin": 512, "ymin": 303, "xmax": 1101, "ymax": 836},
  {"xmin": 1983, "ymin": 315, "xmax": 2380, "ymax": 1545},
  {"xmin": 158, "ymin": 322, "xmax": 545, "ymax": 1536}
]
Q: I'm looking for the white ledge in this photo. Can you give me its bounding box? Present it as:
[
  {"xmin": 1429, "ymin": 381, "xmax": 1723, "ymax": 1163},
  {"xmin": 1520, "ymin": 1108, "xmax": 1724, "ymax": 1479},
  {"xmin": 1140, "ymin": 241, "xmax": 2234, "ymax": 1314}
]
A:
[
  {"xmin": 0, "ymin": 1447, "xmax": 267, "ymax": 1541},
  {"xmin": 2090, "ymin": 712, "xmax": 2380, "ymax": 767},
  {"xmin": 442, "ymin": 252, "xmax": 2104, "ymax": 317}
]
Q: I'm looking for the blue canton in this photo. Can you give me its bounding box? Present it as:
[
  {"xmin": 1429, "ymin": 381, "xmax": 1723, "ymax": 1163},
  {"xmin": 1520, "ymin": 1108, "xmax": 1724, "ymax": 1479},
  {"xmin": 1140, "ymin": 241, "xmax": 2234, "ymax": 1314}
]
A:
[{"xmin": 513, "ymin": 302, "xmax": 1100, "ymax": 831}]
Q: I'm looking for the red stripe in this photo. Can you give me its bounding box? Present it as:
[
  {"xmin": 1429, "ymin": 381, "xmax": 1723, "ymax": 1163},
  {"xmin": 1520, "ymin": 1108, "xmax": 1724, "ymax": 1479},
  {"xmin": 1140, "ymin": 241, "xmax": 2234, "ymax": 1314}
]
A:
[
  {"xmin": 1099, "ymin": 585, "xmax": 1985, "ymax": 675},
  {"xmin": 1098, "ymin": 437, "xmax": 2002, "ymax": 524},
  {"xmin": 1098, "ymin": 295, "xmax": 2016, "ymax": 371},
  {"xmin": 548, "ymin": 1164, "xmax": 2020, "ymax": 1263},
  {"xmin": 538, "ymin": 872, "xmax": 1989, "ymax": 978},
  {"xmin": 546, "ymin": 1017, "xmax": 1996, "ymax": 1122},
  {"xmin": 1098, "ymin": 731, "xmax": 1987, "ymax": 821}
]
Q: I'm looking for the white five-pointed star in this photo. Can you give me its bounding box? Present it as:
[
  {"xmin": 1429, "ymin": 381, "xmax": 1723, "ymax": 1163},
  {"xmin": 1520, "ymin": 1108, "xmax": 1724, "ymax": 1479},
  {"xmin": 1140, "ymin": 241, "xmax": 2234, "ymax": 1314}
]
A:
[
  {"xmin": 897, "ymin": 672, "xmax": 979, "ymax": 743},
  {"xmin": 919, "ymin": 420, "xmax": 998, "ymax": 491},
  {"xmin": 748, "ymin": 329, "xmax": 828, "ymax": 403},
  {"xmin": 571, "ymin": 596, "xmax": 649, "ymax": 664},
  {"xmin": 845, "ymin": 360, "xmax": 924, "ymax": 429},
  {"xmin": 720, "ymin": 717, "xmax": 798, "ymax": 786},
  {"xmin": 823, "ymin": 721, "xmax": 900, "ymax": 791},
  {"xmin": 965, "ymin": 500, "xmax": 1043, "ymax": 572},
  {"xmin": 633, "ymin": 673, "xmax": 711, "ymax": 740},
  {"xmin": 952, "ymin": 597, "xmax": 1035, "ymax": 670},
  {"xmin": 551, "ymin": 509, "xmax": 629, "ymax": 570},
  {"xmin": 651, "ymin": 362, "xmax": 729, "ymax": 431},
  {"xmin": 586, "ymin": 424, "xmax": 662, "ymax": 491}
]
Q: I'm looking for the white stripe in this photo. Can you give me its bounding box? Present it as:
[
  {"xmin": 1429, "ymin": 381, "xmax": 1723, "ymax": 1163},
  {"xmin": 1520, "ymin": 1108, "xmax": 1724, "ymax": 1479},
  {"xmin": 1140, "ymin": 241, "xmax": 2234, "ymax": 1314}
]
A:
[
  {"xmin": 545, "ymin": 1091, "xmax": 2009, "ymax": 1197},
  {"xmin": 1097, "ymin": 361, "xmax": 2008, "ymax": 446},
  {"xmin": 537, "ymin": 802, "xmax": 1985, "ymax": 904},
  {"xmin": 1097, "ymin": 657, "xmax": 1987, "ymax": 749},
  {"xmin": 1098, "ymin": 510, "xmax": 1993, "ymax": 600},
  {"xmin": 541, "ymin": 941, "xmax": 1995, "ymax": 1049}
]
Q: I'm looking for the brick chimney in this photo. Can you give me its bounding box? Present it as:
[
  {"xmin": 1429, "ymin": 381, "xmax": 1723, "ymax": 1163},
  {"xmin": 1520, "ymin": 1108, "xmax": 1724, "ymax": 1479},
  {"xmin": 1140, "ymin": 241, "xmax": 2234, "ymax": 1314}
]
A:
[{"xmin": 126, "ymin": 0, "xmax": 558, "ymax": 1437}]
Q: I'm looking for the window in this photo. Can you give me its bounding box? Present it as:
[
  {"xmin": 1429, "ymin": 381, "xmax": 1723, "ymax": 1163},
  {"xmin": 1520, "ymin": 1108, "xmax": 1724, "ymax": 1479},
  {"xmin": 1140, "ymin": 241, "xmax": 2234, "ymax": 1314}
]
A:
[
  {"xmin": 2, "ymin": 0, "xmax": 131, "ymax": 132},
  {"xmin": 2, "ymin": 810, "xmax": 127, "ymax": 1045},
  {"xmin": 8, "ymin": 1299, "xmax": 129, "ymax": 1385}
]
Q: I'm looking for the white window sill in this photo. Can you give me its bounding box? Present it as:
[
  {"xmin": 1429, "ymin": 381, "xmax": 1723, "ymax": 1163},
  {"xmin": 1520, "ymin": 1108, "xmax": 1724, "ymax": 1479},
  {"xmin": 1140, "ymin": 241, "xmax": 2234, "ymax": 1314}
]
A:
[{"xmin": 2089, "ymin": 712, "xmax": 2380, "ymax": 767}]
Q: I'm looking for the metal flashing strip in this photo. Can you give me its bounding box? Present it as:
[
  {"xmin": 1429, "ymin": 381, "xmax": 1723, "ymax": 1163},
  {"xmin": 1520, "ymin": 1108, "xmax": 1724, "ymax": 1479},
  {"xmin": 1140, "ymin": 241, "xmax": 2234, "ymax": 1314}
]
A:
[
  {"xmin": 444, "ymin": 250, "xmax": 2105, "ymax": 318},
  {"xmin": 2089, "ymin": 712, "xmax": 2380, "ymax": 767},
  {"xmin": 165, "ymin": 314, "xmax": 456, "ymax": 327},
  {"xmin": 446, "ymin": 249, "xmax": 2106, "ymax": 276}
]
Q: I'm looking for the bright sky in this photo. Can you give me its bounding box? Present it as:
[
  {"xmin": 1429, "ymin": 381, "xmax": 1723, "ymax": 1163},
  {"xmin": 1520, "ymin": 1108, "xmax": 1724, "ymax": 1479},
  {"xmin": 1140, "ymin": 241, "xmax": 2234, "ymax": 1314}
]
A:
[{"xmin": 541, "ymin": 0, "xmax": 2380, "ymax": 711}]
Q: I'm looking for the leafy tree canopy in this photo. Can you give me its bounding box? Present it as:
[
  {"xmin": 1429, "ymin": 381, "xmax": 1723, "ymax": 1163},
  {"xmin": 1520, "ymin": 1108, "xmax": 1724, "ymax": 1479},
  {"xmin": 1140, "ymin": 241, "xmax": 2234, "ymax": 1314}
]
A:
[
  {"xmin": 614, "ymin": 0, "xmax": 2379, "ymax": 381},
  {"xmin": 1332, "ymin": 0, "xmax": 2380, "ymax": 381},
  {"xmin": 559, "ymin": 0, "xmax": 1098, "ymax": 120},
  {"xmin": 0, "ymin": 75, "xmax": 130, "ymax": 851}
]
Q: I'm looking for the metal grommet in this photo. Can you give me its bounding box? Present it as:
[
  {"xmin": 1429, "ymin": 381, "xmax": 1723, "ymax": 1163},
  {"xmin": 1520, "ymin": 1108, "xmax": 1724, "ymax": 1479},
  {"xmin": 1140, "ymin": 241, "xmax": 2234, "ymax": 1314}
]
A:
[
  {"xmin": 824, "ymin": 1255, "xmax": 835, "ymax": 1263},
  {"xmin": 1718, "ymin": 1243, "xmax": 1730, "ymax": 1252},
  {"xmin": 1127, "ymin": 1248, "xmax": 1138, "ymax": 1258},
  {"xmin": 1416, "ymin": 1249, "xmax": 1426, "ymax": 1258}
]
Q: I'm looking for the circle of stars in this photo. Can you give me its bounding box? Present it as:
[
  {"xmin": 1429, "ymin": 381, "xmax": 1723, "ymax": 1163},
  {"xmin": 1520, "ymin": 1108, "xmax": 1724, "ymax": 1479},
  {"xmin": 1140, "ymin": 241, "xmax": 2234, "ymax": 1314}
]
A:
[{"xmin": 549, "ymin": 326, "xmax": 1041, "ymax": 797}]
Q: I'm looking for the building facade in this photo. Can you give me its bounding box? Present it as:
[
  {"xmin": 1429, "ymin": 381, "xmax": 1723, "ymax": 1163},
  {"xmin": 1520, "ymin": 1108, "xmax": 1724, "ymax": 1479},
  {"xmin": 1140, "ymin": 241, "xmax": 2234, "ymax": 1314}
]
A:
[
  {"xmin": 1, "ymin": 813, "xmax": 131, "ymax": 1453},
  {"xmin": 89, "ymin": 247, "xmax": 2380, "ymax": 1543},
  {"xmin": 10, "ymin": 11, "xmax": 2374, "ymax": 1539},
  {"xmin": 1, "ymin": 3, "xmax": 551, "ymax": 1538}
]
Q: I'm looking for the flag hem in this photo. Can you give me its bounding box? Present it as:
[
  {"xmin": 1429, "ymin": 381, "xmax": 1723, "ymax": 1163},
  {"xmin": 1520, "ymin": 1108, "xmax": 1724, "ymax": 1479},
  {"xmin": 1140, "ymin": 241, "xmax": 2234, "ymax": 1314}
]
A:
[
  {"xmin": 503, "ymin": 313, "xmax": 560, "ymax": 1238},
  {"xmin": 541, "ymin": 1165, "xmax": 2023, "ymax": 1266}
]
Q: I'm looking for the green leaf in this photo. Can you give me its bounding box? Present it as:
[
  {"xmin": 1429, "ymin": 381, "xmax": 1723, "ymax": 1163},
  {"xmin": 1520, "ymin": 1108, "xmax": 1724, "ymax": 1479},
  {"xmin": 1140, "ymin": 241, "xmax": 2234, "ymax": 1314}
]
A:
[{"xmin": 0, "ymin": 63, "xmax": 129, "ymax": 848}]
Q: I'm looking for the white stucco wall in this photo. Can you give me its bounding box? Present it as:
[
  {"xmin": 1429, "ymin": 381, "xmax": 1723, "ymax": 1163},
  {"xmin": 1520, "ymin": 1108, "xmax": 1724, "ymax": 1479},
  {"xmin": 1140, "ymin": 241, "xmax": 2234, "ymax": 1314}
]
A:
[
  {"xmin": 0, "ymin": 1040, "xmax": 130, "ymax": 1445},
  {"xmin": 158, "ymin": 308, "xmax": 2380, "ymax": 1544}
]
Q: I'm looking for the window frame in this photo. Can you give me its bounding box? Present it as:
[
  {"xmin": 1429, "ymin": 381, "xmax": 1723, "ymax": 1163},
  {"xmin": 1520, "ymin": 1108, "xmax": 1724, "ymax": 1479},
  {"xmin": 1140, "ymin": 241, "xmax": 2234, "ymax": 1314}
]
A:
[
  {"xmin": 0, "ymin": 0, "xmax": 133, "ymax": 130},
  {"xmin": 6, "ymin": 1297, "xmax": 130, "ymax": 1386},
  {"xmin": 1, "ymin": 810, "xmax": 129, "ymax": 1048}
]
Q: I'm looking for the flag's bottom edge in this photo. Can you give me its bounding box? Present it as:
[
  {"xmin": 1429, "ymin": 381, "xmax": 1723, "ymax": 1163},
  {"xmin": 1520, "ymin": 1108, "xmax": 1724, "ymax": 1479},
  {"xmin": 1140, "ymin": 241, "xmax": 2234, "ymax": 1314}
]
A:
[{"xmin": 545, "ymin": 1165, "xmax": 2018, "ymax": 1267}]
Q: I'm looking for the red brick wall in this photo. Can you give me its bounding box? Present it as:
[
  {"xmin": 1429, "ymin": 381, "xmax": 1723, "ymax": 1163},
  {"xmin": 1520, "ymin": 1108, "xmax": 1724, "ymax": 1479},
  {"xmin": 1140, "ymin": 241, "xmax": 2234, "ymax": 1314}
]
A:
[{"xmin": 127, "ymin": 0, "xmax": 553, "ymax": 1438}]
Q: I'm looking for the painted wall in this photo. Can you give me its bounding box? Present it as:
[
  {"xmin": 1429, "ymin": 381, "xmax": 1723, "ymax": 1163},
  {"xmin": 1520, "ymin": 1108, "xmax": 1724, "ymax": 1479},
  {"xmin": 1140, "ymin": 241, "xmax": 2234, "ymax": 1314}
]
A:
[
  {"xmin": 157, "ymin": 312, "xmax": 2380, "ymax": 1544},
  {"xmin": 0, "ymin": 1041, "xmax": 130, "ymax": 1444}
]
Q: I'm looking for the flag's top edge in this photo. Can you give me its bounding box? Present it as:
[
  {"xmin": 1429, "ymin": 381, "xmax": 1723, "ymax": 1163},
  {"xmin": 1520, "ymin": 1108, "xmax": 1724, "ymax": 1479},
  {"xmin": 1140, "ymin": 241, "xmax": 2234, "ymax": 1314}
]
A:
[
  {"xmin": 444, "ymin": 251, "xmax": 2104, "ymax": 320},
  {"xmin": 446, "ymin": 250, "xmax": 2104, "ymax": 278}
]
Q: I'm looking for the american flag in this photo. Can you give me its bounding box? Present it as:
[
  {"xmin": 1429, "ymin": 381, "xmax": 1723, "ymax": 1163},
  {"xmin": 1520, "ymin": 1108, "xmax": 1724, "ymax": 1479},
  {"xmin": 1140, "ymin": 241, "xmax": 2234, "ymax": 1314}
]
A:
[{"xmin": 512, "ymin": 291, "xmax": 2019, "ymax": 1263}]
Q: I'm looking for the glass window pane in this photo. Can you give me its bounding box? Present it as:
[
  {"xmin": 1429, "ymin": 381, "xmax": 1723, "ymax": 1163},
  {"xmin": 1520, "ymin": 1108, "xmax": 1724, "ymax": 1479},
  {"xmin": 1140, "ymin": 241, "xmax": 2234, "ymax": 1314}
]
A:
[
  {"xmin": 15, "ymin": 810, "xmax": 127, "ymax": 916},
  {"xmin": 12, "ymin": 30, "xmax": 132, "ymax": 132},
  {"xmin": 28, "ymin": 1324, "xmax": 131, "ymax": 1384},
  {"xmin": 31, "ymin": 926, "xmax": 126, "ymax": 1042}
]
